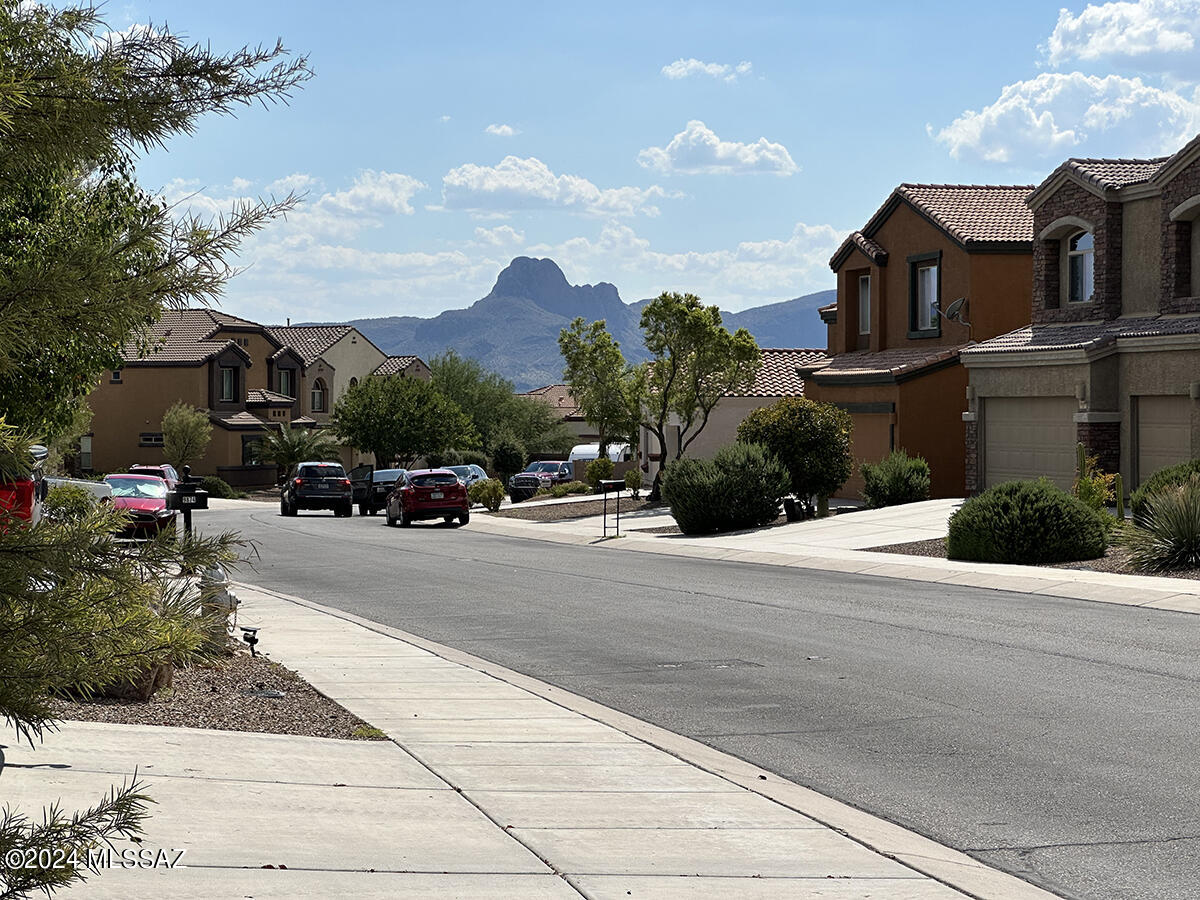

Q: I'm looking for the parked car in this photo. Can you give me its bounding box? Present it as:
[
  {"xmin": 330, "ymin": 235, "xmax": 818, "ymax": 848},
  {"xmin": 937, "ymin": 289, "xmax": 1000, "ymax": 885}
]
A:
[
  {"xmin": 0, "ymin": 444, "xmax": 48, "ymax": 527},
  {"xmin": 508, "ymin": 460, "xmax": 573, "ymax": 502},
  {"xmin": 385, "ymin": 468, "xmax": 469, "ymax": 527},
  {"xmin": 44, "ymin": 476, "xmax": 113, "ymax": 505},
  {"xmin": 129, "ymin": 463, "xmax": 181, "ymax": 489},
  {"xmin": 103, "ymin": 473, "xmax": 176, "ymax": 537},
  {"xmin": 447, "ymin": 464, "xmax": 487, "ymax": 489},
  {"xmin": 356, "ymin": 467, "xmax": 407, "ymax": 516},
  {"xmin": 281, "ymin": 461, "xmax": 353, "ymax": 517},
  {"xmin": 568, "ymin": 443, "xmax": 630, "ymax": 464}
]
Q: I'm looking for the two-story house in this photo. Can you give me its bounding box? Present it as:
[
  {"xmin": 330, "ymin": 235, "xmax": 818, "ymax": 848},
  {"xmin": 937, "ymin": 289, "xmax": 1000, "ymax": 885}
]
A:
[
  {"xmin": 963, "ymin": 139, "xmax": 1200, "ymax": 493},
  {"xmin": 801, "ymin": 184, "xmax": 1034, "ymax": 497}
]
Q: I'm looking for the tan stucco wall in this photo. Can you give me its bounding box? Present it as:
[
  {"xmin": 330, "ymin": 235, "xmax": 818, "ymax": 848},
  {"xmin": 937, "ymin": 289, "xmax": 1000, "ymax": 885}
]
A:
[
  {"xmin": 300, "ymin": 330, "xmax": 388, "ymax": 422},
  {"xmin": 1121, "ymin": 196, "xmax": 1161, "ymax": 315},
  {"xmin": 966, "ymin": 361, "xmax": 1088, "ymax": 399},
  {"xmin": 803, "ymin": 380, "xmax": 899, "ymax": 499},
  {"xmin": 1117, "ymin": 347, "xmax": 1200, "ymax": 483},
  {"xmin": 211, "ymin": 330, "xmax": 273, "ymax": 390}
]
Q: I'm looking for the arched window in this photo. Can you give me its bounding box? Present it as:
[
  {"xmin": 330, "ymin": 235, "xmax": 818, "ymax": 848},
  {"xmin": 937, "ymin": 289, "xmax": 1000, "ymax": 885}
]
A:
[
  {"xmin": 1068, "ymin": 231, "xmax": 1094, "ymax": 303},
  {"xmin": 311, "ymin": 378, "xmax": 327, "ymax": 413},
  {"xmin": 349, "ymin": 377, "xmax": 358, "ymax": 388}
]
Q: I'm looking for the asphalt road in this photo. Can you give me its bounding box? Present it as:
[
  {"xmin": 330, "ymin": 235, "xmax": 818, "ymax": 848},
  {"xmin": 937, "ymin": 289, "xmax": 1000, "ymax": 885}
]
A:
[{"xmin": 203, "ymin": 502, "xmax": 1200, "ymax": 900}]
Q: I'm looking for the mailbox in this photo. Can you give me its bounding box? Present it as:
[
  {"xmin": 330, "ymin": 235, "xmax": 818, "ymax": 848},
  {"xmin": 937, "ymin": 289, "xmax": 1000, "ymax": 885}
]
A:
[{"xmin": 167, "ymin": 484, "xmax": 209, "ymax": 510}]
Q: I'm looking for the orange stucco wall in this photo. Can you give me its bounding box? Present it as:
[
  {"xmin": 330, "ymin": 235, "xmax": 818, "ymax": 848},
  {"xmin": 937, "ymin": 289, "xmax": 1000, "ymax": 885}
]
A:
[{"xmin": 895, "ymin": 362, "xmax": 968, "ymax": 498}]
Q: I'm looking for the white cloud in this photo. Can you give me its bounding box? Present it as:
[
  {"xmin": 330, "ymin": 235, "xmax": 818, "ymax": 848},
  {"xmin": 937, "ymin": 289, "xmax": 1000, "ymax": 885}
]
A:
[
  {"xmin": 1044, "ymin": 0, "xmax": 1200, "ymax": 67},
  {"xmin": 931, "ymin": 71, "xmax": 1200, "ymax": 162},
  {"xmin": 637, "ymin": 120, "xmax": 798, "ymax": 176},
  {"xmin": 439, "ymin": 114, "xmax": 452, "ymax": 123},
  {"xmin": 529, "ymin": 220, "xmax": 842, "ymax": 309},
  {"xmin": 473, "ymin": 224, "xmax": 525, "ymax": 246},
  {"xmin": 441, "ymin": 156, "xmax": 671, "ymax": 216},
  {"xmin": 661, "ymin": 58, "xmax": 753, "ymax": 83},
  {"xmin": 316, "ymin": 169, "xmax": 426, "ymax": 216},
  {"xmin": 484, "ymin": 123, "xmax": 519, "ymax": 137},
  {"xmin": 266, "ymin": 173, "xmax": 319, "ymax": 195},
  {"xmin": 230, "ymin": 176, "xmax": 252, "ymax": 193}
]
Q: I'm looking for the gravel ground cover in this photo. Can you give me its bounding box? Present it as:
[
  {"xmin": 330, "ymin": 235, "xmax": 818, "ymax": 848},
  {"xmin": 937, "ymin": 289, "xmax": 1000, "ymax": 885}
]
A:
[
  {"xmin": 492, "ymin": 497, "xmax": 656, "ymax": 522},
  {"xmin": 49, "ymin": 651, "xmax": 386, "ymax": 740},
  {"xmin": 866, "ymin": 537, "xmax": 1200, "ymax": 579}
]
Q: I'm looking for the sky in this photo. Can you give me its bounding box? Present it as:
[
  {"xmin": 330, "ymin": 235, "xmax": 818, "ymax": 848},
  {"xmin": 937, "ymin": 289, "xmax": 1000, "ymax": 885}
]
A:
[{"xmin": 123, "ymin": 0, "xmax": 1200, "ymax": 324}]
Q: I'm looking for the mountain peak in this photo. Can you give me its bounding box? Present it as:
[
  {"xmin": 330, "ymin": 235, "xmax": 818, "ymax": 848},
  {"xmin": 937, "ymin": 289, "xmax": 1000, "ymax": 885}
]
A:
[{"xmin": 486, "ymin": 256, "xmax": 624, "ymax": 320}]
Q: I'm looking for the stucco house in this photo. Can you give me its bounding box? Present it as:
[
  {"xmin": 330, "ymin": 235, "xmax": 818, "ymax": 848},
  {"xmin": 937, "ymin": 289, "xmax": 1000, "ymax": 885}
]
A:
[
  {"xmin": 962, "ymin": 139, "xmax": 1200, "ymax": 492},
  {"xmin": 86, "ymin": 310, "xmax": 427, "ymax": 485},
  {"xmin": 640, "ymin": 347, "xmax": 826, "ymax": 482},
  {"xmin": 800, "ymin": 184, "xmax": 1035, "ymax": 498},
  {"xmin": 517, "ymin": 384, "xmax": 596, "ymax": 442}
]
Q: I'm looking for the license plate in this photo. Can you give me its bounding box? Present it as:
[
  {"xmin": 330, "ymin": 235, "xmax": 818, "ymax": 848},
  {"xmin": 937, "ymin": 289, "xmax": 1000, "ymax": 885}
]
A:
[
  {"xmin": 375, "ymin": 485, "xmax": 388, "ymax": 493},
  {"xmin": 430, "ymin": 491, "xmax": 443, "ymax": 499}
]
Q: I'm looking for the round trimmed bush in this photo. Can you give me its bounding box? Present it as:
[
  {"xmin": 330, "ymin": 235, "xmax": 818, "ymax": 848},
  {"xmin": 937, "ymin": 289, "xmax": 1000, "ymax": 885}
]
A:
[
  {"xmin": 199, "ymin": 475, "xmax": 238, "ymax": 499},
  {"xmin": 468, "ymin": 478, "xmax": 505, "ymax": 512},
  {"xmin": 585, "ymin": 456, "xmax": 615, "ymax": 488},
  {"xmin": 1130, "ymin": 458, "xmax": 1200, "ymax": 522},
  {"xmin": 624, "ymin": 468, "xmax": 642, "ymax": 497},
  {"xmin": 860, "ymin": 450, "xmax": 930, "ymax": 509},
  {"xmin": 947, "ymin": 479, "xmax": 1108, "ymax": 564},
  {"xmin": 736, "ymin": 398, "xmax": 852, "ymax": 506},
  {"xmin": 661, "ymin": 442, "xmax": 789, "ymax": 535}
]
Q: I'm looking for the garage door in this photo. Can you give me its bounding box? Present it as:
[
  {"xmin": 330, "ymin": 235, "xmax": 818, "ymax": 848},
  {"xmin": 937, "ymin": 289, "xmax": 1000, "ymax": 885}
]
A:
[
  {"xmin": 984, "ymin": 397, "xmax": 1076, "ymax": 489},
  {"xmin": 1136, "ymin": 395, "xmax": 1192, "ymax": 487}
]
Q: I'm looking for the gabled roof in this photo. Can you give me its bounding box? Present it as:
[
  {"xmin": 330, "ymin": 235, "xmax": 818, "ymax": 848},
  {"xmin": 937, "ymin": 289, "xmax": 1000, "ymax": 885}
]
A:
[
  {"xmin": 517, "ymin": 384, "xmax": 581, "ymax": 416},
  {"xmin": 802, "ymin": 345, "xmax": 964, "ymax": 384},
  {"xmin": 725, "ymin": 348, "xmax": 827, "ymax": 398},
  {"xmin": 373, "ymin": 355, "xmax": 422, "ymax": 376},
  {"xmin": 1027, "ymin": 156, "xmax": 1169, "ymax": 209},
  {"xmin": 267, "ymin": 325, "xmax": 353, "ymax": 366},
  {"xmin": 830, "ymin": 184, "xmax": 1035, "ymax": 271},
  {"xmin": 247, "ymin": 389, "xmax": 296, "ymax": 406},
  {"xmin": 1151, "ymin": 133, "xmax": 1200, "ymax": 187},
  {"xmin": 209, "ymin": 410, "xmax": 269, "ymax": 430},
  {"xmin": 121, "ymin": 309, "xmax": 256, "ymax": 367},
  {"xmin": 962, "ymin": 315, "xmax": 1200, "ymax": 357}
]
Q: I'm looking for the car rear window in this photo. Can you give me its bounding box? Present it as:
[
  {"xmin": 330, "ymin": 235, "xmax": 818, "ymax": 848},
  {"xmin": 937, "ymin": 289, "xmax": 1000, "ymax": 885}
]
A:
[
  {"xmin": 299, "ymin": 465, "xmax": 345, "ymax": 479},
  {"xmin": 411, "ymin": 473, "xmax": 459, "ymax": 487}
]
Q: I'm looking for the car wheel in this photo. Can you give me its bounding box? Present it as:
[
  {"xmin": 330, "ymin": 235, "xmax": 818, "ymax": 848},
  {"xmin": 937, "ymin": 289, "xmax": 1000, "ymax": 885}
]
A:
[
  {"xmin": 359, "ymin": 503, "xmax": 370, "ymax": 516},
  {"xmin": 385, "ymin": 501, "xmax": 397, "ymax": 526},
  {"xmin": 443, "ymin": 516, "xmax": 454, "ymax": 524},
  {"xmin": 338, "ymin": 502, "xmax": 352, "ymax": 518},
  {"xmin": 368, "ymin": 506, "xmax": 377, "ymax": 516},
  {"xmin": 398, "ymin": 504, "xmax": 410, "ymax": 527},
  {"xmin": 458, "ymin": 511, "xmax": 470, "ymax": 527}
]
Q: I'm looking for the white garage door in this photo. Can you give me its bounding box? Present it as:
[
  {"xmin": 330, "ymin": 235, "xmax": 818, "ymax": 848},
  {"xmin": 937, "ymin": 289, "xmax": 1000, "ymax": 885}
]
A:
[
  {"xmin": 984, "ymin": 397, "xmax": 1076, "ymax": 489},
  {"xmin": 1136, "ymin": 395, "xmax": 1192, "ymax": 487}
]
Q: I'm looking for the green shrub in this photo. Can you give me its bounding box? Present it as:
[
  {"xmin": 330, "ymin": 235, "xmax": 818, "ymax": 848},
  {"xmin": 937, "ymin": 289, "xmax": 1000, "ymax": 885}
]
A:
[
  {"xmin": 199, "ymin": 475, "xmax": 238, "ymax": 499},
  {"xmin": 661, "ymin": 442, "xmax": 789, "ymax": 535},
  {"xmin": 736, "ymin": 398, "xmax": 852, "ymax": 512},
  {"xmin": 860, "ymin": 451, "xmax": 931, "ymax": 508},
  {"xmin": 585, "ymin": 456, "xmax": 615, "ymax": 488},
  {"xmin": 1130, "ymin": 458, "xmax": 1200, "ymax": 522},
  {"xmin": 624, "ymin": 468, "xmax": 642, "ymax": 497},
  {"xmin": 548, "ymin": 480, "xmax": 591, "ymax": 498},
  {"xmin": 43, "ymin": 484, "xmax": 96, "ymax": 522},
  {"xmin": 947, "ymin": 479, "xmax": 1108, "ymax": 564},
  {"xmin": 468, "ymin": 478, "xmax": 505, "ymax": 512},
  {"xmin": 1072, "ymin": 443, "xmax": 1115, "ymax": 511},
  {"xmin": 491, "ymin": 436, "xmax": 525, "ymax": 484},
  {"xmin": 1117, "ymin": 474, "xmax": 1200, "ymax": 571}
]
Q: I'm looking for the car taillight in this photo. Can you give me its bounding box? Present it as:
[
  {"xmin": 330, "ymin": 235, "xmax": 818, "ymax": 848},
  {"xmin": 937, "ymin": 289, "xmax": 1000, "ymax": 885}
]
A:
[
  {"xmin": 342, "ymin": 478, "xmax": 351, "ymax": 487},
  {"xmin": 294, "ymin": 477, "xmax": 303, "ymax": 486}
]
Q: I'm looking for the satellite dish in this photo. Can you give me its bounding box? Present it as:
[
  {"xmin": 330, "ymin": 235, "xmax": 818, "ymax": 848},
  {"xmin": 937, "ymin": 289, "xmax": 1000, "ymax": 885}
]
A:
[{"xmin": 943, "ymin": 297, "xmax": 967, "ymax": 321}]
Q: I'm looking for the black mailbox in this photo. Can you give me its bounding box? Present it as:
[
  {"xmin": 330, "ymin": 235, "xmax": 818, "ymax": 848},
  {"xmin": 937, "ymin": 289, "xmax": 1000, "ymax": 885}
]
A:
[{"xmin": 167, "ymin": 484, "xmax": 209, "ymax": 510}]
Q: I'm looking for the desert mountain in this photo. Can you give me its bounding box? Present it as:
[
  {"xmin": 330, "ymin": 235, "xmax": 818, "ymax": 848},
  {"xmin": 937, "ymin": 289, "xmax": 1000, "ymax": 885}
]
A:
[{"xmin": 321, "ymin": 257, "xmax": 833, "ymax": 391}]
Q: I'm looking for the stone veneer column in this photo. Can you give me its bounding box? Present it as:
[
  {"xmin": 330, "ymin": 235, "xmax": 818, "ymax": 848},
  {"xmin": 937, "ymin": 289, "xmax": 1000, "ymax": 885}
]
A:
[
  {"xmin": 963, "ymin": 413, "xmax": 979, "ymax": 495},
  {"xmin": 1076, "ymin": 420, "xmax": 1120, "ymax": 475}
]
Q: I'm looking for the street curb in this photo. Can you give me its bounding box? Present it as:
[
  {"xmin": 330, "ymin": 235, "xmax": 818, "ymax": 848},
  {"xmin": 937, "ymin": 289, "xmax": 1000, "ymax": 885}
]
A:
[
  {"xmin": 466, "ymin": 513, "xmax": 1200, "ymax": 617},
  {"xmin": 237, "ymin": 580, "xmax": 1062, "ymax": 900}
]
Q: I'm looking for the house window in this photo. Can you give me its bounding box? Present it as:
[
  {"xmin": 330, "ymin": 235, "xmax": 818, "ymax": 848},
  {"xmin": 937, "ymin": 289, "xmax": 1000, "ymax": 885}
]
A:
[
  {"xmin": 349, "ymin": 377, "xmax": 358, "ymax": 388},
  {"xmin": 219, "ymin": 366, "xmax": 238, "ymax": 402},
  {"xmin": 858, "ymin": 275, "xmax": 871, "ymax": 335},
  {"xmin": 79, "ymin": 435, "xmax": 93, "ymax": 470},
  {"xmin": 279, "ymin": 369, "xmax": 294, "ymax": 398},
  {"xmin": 1068, "ymin": 231, "xmax": 1094, "ymax": 303},
  {"xmin": 139, "ymin": 432, "xmax": 164, "ymax": 447},
  {"xmin": 1191, "ymin": 223, "xmax": 1200, "ymax": 297},
  {"xmin": 311, "ymin": 378, "xmax": 327, "ymax": 412},
  {"xmin": 908, "ymin": 253, "xmax": 940, "ymax": 336},
  {"xmin": 110, "ymin": 369, "xmax": 122, "ymax": 383},
  {"xmin": 242, "ymin": 435, "xmax": 261, "ymax": 466}
]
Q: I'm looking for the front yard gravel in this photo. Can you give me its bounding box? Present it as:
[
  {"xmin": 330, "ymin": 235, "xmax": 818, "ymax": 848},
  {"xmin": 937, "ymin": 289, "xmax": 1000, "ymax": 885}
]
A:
[
  {"xmin": 49, "ymin": 651, "xmax": 386, "ymax": 740},
  {"xmin": 492, "ymin": 497, "xmax": 657, "ymax": 522}
]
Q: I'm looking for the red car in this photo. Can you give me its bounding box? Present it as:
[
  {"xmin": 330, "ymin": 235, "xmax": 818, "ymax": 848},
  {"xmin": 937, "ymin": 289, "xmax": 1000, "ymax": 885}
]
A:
[
  {"xmin": 129, "ymin": 464, "xmax": 181, "ymax": 489},
  {"xmin": 103, "ymin": 473, "xmax": 177, "ymax": 537},
  {"xmin": 385, "ymin": 469, "xmax": 469, "ymax": 527}
]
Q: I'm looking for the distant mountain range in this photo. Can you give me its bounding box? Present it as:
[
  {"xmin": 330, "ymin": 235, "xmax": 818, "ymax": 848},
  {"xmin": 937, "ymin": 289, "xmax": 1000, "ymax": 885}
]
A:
[{"xmin": 313, "ymin": 257, "xmax": 833, "ymax": 391}]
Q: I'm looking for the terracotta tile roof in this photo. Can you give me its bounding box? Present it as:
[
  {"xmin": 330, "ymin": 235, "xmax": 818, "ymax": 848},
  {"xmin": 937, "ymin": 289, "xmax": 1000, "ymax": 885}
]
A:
[
  {"xmin": 725, "ymin": 348, "xmax": 827, "ymax": 397},
  {"xmin": 373, "ymin": 355, "xmax": 421, "ymax": 376},
  {"xmin": 208, "ymin": 410, "xmax": 269, "ymax": 430},
  {"xmin": 962, "ymin": 315, "xmax": 1200, "ymax": 356},
  {"xmin": 831, "ymin": 184, "xmax": 1034, "ymax": 271},
  {"xmin": 517, "ymin": 384, "xmax": 582, "ymax": 417},
  {"xmin": 267, "ymin": 325, "xmax": 352, "ymax": 366},
  {"xmin": 247, "ymin": 389, "xmax": 295, "ymax": 405},
  {"xmin": 290, "ymin": 416, "xmax": 318, "ymax": 426},
  {"xmin": 121, "ymin": 308, "xmax": 256, "ymax": 366},
  {"xmin": 1063, "ymin": 157, "xmax": 1168, "ymax": 190},
  {"xmin": 804, "ymin": 345, "xmax": 964, "ymax": 381}
]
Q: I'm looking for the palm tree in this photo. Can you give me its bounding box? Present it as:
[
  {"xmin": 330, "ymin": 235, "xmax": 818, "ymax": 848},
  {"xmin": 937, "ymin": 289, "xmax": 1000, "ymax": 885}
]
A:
[{"xmin": 255, "ymin": 426, "xmax": 342, "ymax": 482}]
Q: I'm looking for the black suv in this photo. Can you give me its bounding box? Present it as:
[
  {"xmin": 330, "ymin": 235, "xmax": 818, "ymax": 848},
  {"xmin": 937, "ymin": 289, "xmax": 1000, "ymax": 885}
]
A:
[
  {"xmin": 349, "ymin": 465, "xmax": 408, "ymax": 516},
  {"xmin": 281, "ymin": 461, "xmax": 353, "ymax": 517}
]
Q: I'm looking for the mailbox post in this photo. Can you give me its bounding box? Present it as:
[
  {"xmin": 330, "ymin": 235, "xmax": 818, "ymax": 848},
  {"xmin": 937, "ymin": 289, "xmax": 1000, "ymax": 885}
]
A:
[
  {"xmin": 599, "ymin": 478, "xmax": 625, "ymax": 537},
  {"xmin": 166, "ymin": 465, "xmax": 209, "ymax": 536}
]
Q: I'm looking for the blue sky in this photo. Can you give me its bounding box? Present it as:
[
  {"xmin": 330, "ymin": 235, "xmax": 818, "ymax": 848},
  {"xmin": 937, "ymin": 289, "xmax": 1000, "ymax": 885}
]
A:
[{"xmin": 129, "ymin": 0, "xmax": 1200, "ymax": 323}]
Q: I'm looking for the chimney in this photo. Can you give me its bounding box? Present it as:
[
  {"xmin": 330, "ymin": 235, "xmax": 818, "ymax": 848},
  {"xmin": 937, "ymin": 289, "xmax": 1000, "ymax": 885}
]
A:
[{"xmin": 286, "ymin": 317, "xmax": 291, "ymax": 326}]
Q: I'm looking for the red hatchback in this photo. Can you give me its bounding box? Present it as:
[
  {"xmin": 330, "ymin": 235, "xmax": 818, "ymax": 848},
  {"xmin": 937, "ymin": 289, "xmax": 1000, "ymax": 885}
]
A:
[
  {"xmin": 103, "ymin": 473, "xmax": 176, "ymax": 537},
  {"xmin": 385, "ymin": 469, "xmax": 469, "ymax": 527}
]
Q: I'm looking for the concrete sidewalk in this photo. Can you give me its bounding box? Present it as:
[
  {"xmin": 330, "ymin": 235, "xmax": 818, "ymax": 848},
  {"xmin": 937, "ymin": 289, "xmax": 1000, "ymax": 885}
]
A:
[
  {"xmin": 3, "ymin": 583, "xmax": 1057, "ymax": 899},
  {"xmin": 471, "ymin": 499, "xmax": 1200, "ymax": 616}
]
